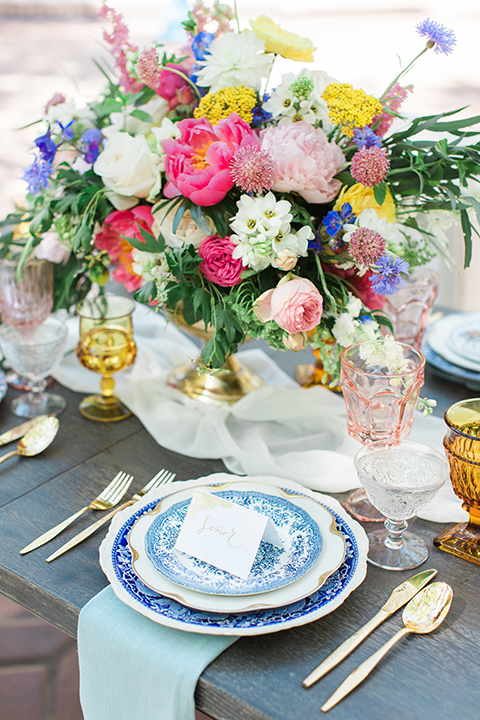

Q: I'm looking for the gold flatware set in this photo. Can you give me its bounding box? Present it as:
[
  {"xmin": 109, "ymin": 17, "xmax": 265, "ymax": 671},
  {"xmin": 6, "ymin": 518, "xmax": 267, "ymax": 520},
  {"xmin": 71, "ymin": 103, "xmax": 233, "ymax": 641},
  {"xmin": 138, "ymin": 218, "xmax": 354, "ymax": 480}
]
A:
[{"xmin": 302, "ymin": 569, "xmax": 452, "ymax": 712}]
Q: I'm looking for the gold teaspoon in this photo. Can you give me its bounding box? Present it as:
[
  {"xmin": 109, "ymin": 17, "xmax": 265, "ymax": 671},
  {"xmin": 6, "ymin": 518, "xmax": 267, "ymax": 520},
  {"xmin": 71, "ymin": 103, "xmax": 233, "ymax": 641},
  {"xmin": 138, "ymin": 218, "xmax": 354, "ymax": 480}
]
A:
[
  {"xmin": 321, "ymin": 582, "xmax": 453, "ymax": 712},
  {"xmin": 0, "ymin": 416, "xmax": 59, "ymax": 465}
]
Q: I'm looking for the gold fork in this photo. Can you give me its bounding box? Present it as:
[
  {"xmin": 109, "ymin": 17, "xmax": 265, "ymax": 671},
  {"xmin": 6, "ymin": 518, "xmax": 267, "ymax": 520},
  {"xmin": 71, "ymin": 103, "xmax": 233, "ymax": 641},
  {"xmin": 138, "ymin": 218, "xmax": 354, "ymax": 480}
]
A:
[
  {"xmin": 45, "ymin": 468, "xmax": 176, "ymax": 562},
  {"xmin": 20, "ymin": 471, "xmax": 134, "ymax": 555}
]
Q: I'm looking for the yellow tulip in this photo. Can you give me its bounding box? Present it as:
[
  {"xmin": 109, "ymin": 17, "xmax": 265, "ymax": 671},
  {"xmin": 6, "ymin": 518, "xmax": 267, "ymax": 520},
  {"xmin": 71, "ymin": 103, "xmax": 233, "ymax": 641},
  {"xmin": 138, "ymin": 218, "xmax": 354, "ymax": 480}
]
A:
[
  {"xmin": 250, "ymin": 16, "xmax": 316, "ymax": 62},
  {"xmin": 333, "ymin": 183, "xmax": 396, "ymax": 223}
]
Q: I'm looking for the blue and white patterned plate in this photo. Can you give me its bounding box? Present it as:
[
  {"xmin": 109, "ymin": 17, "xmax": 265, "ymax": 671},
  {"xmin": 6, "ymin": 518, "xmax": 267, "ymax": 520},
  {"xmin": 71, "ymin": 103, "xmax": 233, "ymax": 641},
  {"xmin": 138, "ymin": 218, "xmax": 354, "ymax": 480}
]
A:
[
  {"xmin": 144, "ymin": 490, "xmax": 322, "ymax": 596},
  {"xmin": 0, "ymin": 369, "xmax": 6, "ymax": 404},
  {"xmin": 100, "ymin": 475, "xmax": 368, "ymax": 636}
]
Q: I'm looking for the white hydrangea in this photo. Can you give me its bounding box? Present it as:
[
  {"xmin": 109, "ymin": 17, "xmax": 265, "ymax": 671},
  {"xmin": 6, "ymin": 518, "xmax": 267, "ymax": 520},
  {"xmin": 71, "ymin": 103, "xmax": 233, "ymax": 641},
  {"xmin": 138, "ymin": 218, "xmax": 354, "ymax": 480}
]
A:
[{"xmin": 195, "ymin": 31, "xmax": 273, "ymax": 92}]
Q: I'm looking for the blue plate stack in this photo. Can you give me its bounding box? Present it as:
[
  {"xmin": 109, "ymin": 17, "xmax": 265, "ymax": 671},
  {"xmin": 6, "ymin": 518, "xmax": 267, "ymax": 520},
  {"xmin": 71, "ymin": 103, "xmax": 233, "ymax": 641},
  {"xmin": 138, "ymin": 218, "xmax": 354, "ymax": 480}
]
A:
[{"xmin": 423, "ymin": 312, "xmax": 480, "ymax": 390}]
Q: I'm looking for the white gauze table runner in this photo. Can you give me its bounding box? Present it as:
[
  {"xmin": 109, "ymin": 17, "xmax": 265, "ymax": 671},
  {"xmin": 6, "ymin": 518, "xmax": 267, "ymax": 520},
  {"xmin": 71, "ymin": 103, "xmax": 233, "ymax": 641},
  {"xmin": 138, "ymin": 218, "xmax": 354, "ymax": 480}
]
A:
[{"xmin": 53, "ymin": 304, "xmax": 466, "ymax": 523}]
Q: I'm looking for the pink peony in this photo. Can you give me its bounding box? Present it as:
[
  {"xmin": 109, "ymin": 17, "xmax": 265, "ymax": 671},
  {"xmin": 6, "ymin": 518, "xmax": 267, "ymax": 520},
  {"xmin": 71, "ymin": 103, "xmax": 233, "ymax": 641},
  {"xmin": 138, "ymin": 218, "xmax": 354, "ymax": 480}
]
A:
[
  {"xmin": 94, "ymin": 205, "xmax": 154, "ymax": 292},
  {"xmin": 254, "ymin": 276, "xmax": 323, "ymax": 335},
  {"xmin": 157, "ymin": 64, "xmax": 194, "ymax": 110},
  {"xmin": 260, "ymin": 122, "xmax": 344, "ymax": 204},
  {"xmin": 162, "ymin": 113, "xmax": 259, "ymax": 207},
  {"xmin": 198, "ymin": 235, "xmax": 244, "ymax": 287}
]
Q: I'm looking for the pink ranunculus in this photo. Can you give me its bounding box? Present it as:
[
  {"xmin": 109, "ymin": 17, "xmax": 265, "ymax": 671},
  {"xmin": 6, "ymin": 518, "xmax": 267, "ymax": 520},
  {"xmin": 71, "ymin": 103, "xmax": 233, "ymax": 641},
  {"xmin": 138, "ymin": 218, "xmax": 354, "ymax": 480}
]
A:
[
  {"xmin": 260, "ymin": 122, "xmax": 344, "ymax": 204},
  {"xmin": 254, "ymin": 276, "xmax": 323, "ymax": 334},
  {"xmin": 94, "ymin": 205, "xmax": 154, "ymax": 292},
  {"xmin": 162, "ymin": 113, "xmax": 259, "ymax": 207},
  {"xmin": 198, "ymin": 235, "xmax": 244, "ymax": 287},
  {"xmin": 157, "ymin": 64, "xmax": 194, "ymax": 111}
]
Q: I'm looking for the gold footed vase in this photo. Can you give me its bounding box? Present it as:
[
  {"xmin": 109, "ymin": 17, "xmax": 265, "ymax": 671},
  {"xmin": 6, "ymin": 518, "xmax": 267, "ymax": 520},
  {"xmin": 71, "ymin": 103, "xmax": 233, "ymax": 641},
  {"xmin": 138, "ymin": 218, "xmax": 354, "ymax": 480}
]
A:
[
  {"xmin": 166, "ymin": 306, "xmax": 264, "ymax": 407},
  {"xmin": 295, "ymin": 338, "xmax": 342, "ymax": 392}
]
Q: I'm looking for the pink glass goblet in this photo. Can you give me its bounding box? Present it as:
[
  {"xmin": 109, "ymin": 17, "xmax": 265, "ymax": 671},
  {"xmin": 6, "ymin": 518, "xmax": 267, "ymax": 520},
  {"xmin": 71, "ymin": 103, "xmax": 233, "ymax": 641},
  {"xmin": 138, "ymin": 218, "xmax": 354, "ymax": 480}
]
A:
[
  {"xmin": 383, "ymin": 267, "xmax": 439, "ymax": 349},
  {"xmin": 340, "ymin": 339, "xmax": 426, "ymax": 522}
]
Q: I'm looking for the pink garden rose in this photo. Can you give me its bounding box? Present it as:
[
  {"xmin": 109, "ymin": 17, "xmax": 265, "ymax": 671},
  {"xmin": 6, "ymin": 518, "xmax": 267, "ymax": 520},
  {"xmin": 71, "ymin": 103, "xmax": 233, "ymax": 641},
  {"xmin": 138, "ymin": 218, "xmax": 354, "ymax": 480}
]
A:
[
  {"xmin": 198, "ymin": 235, "xmax": 244, "ymax": 287},
  {"xmin": 162, "ymin": 113, "xmax": 259, "ymax": 206},
  {"xmin": 94, "ymin": 205, "xmax": 154, "ymax": 292},
  {"xmin": 260, "ymin": 121, "xmax": 344, "ymax": 204},
  {"xmin": 254, "ymin": 276, "xmax": 323, "ymax": 350}
]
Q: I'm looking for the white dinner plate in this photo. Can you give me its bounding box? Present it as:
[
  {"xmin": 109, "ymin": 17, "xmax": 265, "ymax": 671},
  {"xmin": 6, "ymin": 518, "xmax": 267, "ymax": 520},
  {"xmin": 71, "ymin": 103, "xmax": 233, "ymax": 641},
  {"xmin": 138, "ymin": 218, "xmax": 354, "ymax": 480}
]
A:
[
  {"xmin": 100, "ymin": 473, "xmax": 368, "ymax": 635},
  {"xmin": 426, "ymin": 313, "xmax": 480, "ymax": 373},
  {"xmin": 128, "ymin": 479, "xmax": 346, "ymax": 613},
  {"xmin": 447, "ymin": 313, "xmax": 480, "ymax": 364}
]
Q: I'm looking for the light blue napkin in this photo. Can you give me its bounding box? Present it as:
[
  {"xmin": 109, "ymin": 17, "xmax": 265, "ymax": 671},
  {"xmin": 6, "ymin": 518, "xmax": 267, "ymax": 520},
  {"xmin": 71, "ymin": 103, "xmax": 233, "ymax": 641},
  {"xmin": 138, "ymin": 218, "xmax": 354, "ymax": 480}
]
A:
[{"xmin": 78, "ymin": 586, "xmax": 238, "ymax": 720}]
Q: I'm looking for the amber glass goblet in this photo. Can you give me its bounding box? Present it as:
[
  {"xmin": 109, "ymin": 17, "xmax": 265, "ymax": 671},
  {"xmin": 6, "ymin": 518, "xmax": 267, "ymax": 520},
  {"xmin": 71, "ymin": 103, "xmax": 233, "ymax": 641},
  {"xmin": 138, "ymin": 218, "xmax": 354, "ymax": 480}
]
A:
[
  {"xmin": 76, "ymin": 296, "xmax": 137, "ymax": 422},
  {"xmin": 434, "ymin": 398, "xmax": 480, "ymax": 565}
]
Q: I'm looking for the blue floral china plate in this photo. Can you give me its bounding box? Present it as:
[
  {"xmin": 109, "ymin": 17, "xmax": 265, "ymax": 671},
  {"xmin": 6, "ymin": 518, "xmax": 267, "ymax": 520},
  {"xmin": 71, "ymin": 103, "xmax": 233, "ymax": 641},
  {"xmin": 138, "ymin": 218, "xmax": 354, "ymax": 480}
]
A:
[
  {"xmin": 144, "ymin": 489, "xmax": 322, "ymax": 596},
  {"xmin": 99, "ymin": 474, "xmax": 368, "ymax": 636},
  {"xmin": 0, "ymin": 370, "xmax": 6, "ymax": 403}
]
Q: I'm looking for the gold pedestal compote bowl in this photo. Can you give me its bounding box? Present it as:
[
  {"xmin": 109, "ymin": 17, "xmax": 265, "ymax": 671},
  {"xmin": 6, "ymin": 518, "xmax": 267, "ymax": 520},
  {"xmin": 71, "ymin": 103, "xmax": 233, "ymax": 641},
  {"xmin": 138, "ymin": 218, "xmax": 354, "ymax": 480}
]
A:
[
  {"xmin": 76, "ymin": 296, "xmax": 137, "ymax": 422},
  {"xmin": 434, "ymin": 398, "xmax": 480, "ymax": 565}
]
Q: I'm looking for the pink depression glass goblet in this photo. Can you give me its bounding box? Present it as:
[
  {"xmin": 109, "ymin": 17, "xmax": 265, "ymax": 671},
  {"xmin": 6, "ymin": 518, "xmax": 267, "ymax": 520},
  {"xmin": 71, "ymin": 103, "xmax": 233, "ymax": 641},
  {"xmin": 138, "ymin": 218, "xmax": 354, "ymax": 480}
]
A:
[
  {"xmin": 0, "ymin": 316, "xmax": 67, "ymax": 418},
  {"xmin": 382, "ymin": 267, "xmax": 439, "ymax": 349},
  {"xmin": 340, "ymin": 339, "xmax": 426, "ymax": 522},
  {"xmin": 0, "ymin": 258, "xmax": 54, "ymax": 389}
]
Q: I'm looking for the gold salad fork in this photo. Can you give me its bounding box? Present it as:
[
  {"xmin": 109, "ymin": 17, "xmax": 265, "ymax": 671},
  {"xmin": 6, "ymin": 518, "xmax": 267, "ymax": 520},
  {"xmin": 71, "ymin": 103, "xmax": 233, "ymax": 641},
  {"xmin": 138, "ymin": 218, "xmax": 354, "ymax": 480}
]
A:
[
  {"xmin": 46, "ymin": 468, "xmax": 176, "ymax": 562},
  {"xmin": 20, "ymin": 471, "xmax": 134, "ymax": 555}
]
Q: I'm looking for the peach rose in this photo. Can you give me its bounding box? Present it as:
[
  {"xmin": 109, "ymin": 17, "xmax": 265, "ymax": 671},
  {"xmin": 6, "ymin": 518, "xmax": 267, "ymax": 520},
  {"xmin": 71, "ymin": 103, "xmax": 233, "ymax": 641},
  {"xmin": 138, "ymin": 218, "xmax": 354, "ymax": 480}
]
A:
[{"xmin": 254, "ymin": 276, "xmax": 323, "ymax": 346}]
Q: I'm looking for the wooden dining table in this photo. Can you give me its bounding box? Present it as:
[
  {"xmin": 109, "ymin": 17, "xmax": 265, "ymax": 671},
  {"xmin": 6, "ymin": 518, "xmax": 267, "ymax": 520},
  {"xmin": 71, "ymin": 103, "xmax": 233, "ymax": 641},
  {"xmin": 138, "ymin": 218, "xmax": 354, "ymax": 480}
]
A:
[{"xmin": 0, "ymin": 348, "xmax": 479, "ymax": 720}]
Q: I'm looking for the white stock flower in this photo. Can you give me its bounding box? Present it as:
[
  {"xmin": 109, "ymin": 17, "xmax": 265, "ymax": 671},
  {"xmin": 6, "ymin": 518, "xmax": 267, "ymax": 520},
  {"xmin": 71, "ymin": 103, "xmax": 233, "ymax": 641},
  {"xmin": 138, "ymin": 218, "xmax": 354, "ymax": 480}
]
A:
[
  {"xmin": 46, "ymin": 99, "xmax": 95, "ymax": 127},
  {"xmin": 231, "ymin": 232, "xmax": 273, "ymax": 271},
  {"xmin": 343, "ymin": 208, "xmax": 400, "ymax": 245},
  {"xmin": 358, "ymin": 336, "xmax": 410, "ymax": 373},
  {"xmin": 196, "ymin": 31, "xmax": 273, "ymax": 92},
  {"xmin": 102, "ymin": 96, "xmax": 169, "ymax": 139},
  {"xmin": 94, "ymin": 132, "xmax": 160, "ymax": 199},
  {"xmin": 331, "ymin": 292, "xmax": 382, "ymax": 348}
]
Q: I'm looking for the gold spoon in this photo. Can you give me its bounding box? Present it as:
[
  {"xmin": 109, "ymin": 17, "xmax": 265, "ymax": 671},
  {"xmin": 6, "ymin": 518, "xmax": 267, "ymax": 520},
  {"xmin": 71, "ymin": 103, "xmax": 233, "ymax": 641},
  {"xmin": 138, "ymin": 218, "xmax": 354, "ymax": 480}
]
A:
[
  {"xmin": 0, "ymin": 416, "xmax": 59, "ymax": 465},
  {"xmin": 321, "ymin": 581, "xmax": 453, "ymax": 712}
]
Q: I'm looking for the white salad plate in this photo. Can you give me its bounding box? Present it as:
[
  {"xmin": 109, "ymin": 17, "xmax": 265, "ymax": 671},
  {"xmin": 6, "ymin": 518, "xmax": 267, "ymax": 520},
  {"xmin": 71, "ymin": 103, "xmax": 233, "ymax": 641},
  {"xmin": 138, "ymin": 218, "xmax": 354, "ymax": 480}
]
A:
[
  {"xmin": 128, "ymin": 479, "xmax": 346, "ymax": 613},
  {"xmin": 427, "ymin": 313, "xmax": 480, "ymax": 373},
  {"xmin": 100, "ymin": 473, "xmax": 368, "ymax": 635},
  {"xmin": 447, "ymin": 312, "xmax": 480, "ymax": 364}
]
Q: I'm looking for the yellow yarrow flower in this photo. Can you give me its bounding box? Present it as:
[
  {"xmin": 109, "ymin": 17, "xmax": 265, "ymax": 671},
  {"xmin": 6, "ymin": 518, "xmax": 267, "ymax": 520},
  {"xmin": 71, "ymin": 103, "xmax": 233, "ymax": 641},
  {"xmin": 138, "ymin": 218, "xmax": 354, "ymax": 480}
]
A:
[
  {"xmin": 193, "ymin": 85, "xmax": 257, "ymax": 125},
  {"xmin": 250, "ymin": 15, "xmax": 316, "ymax": 62},
  {"xmin": 334, "ymin": 184, "xmax": 397, "ymax": 223},
  {"xmin": 322, "ymin": 83, "xmax": 383, "ymax": 137}
]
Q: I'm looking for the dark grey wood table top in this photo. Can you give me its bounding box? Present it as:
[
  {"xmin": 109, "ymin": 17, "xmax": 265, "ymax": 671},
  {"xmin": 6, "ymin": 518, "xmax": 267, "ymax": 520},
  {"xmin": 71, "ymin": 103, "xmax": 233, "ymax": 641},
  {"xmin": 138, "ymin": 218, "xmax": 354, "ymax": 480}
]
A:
[{"xmin": 0, "ymin": 351, "xmax": 479, "ymax": 720}]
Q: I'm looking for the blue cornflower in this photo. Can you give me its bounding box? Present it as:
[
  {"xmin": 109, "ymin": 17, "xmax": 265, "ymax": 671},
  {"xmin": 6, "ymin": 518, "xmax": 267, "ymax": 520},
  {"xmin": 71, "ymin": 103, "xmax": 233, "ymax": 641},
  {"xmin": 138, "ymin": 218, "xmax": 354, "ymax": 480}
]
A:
[
  {"xmin": 34, "ymin": 127, "xmax": 57, "ymax": 164},
  {"xmin": 370, "ymin": 255, "xmax": 410, "ymax": 295},
  {"xmin": 79, "ymin": 128, "xmax": 103, "ymax": 164},
  {"xmin": 191, "ymin": 31, "xmax": 214, "ymax": 61},
  {"xmin": 21, "ymin": 155, "xmax": 52, "ymax": 195},
  {"xmin": 251, "ymin": 105, "xmax": 272, "ymax": 128},
  {"xmin": 322, "ymin": 203, "xmax": 357, "ymax": 238},
  {"xmin": 353, "ymin": 127, "xmax": 382, "ymax": 150},
  {"xmin": 359, "ymin": 315, "xmax": 373, "ymax": 324},
  {"xmin": 416, "ymin": 18, "xmax": 456, "ymax": 55},
  {"xmin": 56, "ymin": 119, "xmax": 76, "ymax": 140}
]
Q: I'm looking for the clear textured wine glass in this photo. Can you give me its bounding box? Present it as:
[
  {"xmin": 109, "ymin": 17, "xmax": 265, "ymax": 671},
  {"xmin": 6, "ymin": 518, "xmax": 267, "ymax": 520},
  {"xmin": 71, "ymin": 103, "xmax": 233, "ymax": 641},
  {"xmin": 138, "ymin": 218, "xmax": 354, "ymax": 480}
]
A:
[
  {"xmin": 76, "ymin": 296, "xmax": 137, "ymax": 422},
  {"xmin": 340, "ymin": 339, "xmax": 426, "ymax": 522},
  {"xmin": 0, "ymin": 316, "xmax": 67, "ymax": 417},
  {"xmin": 354, "ymin": 441, "xmax": 447, "ymax": 570},
  {"xmin": 0, "ymin": 258, "xmax": 54, "ymax": 389}
]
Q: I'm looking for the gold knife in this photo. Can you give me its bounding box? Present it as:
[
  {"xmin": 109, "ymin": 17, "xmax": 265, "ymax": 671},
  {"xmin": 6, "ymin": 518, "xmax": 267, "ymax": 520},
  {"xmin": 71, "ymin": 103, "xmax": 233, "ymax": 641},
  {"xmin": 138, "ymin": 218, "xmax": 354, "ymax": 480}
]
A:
[
  {"xmin": 0, "ymin": 416, "xmax": 49, "ymax": 446},
  {"xmin": 302, "ymin": 568, "xmax": 437, "ymax": 688}
]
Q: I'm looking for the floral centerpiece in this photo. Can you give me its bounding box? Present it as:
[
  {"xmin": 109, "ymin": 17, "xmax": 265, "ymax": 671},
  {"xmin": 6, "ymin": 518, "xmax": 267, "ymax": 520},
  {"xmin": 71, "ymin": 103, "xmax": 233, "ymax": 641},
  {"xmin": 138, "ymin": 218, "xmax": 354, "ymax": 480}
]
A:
[{"xmin": 1, "ymin": 4, "xmax": 480, "ymax": 383}]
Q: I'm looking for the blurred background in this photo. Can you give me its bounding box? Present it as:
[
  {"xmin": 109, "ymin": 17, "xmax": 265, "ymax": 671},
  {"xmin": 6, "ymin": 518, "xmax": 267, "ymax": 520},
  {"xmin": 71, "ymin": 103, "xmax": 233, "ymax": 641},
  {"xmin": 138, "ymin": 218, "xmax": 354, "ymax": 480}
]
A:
[{"xmin": 0, "ymin": 0, "xmax": 479, "ymax": 310}]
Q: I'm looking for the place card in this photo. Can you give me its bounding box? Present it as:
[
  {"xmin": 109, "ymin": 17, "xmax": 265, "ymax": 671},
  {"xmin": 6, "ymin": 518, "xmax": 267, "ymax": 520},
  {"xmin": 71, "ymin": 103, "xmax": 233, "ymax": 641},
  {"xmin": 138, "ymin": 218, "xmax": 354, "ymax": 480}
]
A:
[{"xmin": 174, "ymin": 490, "xmax": 282, "ymax": 580}]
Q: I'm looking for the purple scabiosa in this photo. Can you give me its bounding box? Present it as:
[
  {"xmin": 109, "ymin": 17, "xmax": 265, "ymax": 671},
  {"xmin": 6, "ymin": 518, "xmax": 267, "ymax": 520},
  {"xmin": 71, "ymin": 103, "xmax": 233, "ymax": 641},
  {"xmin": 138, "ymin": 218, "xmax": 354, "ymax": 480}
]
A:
[
  {"xmin": 322, "ymin": 203, "xmax": 356, "ymax": 238},
  {"xmin": 34, "ymin": 127, "xmax": 57, "ymax": 164},
  {"xmin": 353, "ymin": 127, "xmax": 382, "ymax": 150},
  {"xmin": 21, "ymin": 156, "xmax": 52, "ymax": 195},
  {"xmin": 416, "ymin": 18, "xmax": 456, "ymax": 55},
  {"xmin": 370, "ymin": 255, "xmax": 410, "ymax": 295},
  {"xmin": 347, "ymin": 227, "xmax": 386, "ymax": 266},
  {"xmin": 230, "ymin": 146, "xmax": 275, "ymax": 195},
  {"xmin": 351, "ymin": 146, "xmax": 390, "ymax": 188},
  {"xmin": 79, "ymin": 128, "xmax": 103, "ymax": 164}
]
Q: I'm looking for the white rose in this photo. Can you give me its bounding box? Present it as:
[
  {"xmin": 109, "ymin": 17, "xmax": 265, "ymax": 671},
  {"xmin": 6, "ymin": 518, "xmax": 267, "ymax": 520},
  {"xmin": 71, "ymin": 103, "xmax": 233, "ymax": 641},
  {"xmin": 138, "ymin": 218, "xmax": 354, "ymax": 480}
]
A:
[
  {"xmin": 152, "ymin": 200, "xmax": 214, "ymax": 249},
  {"xmin": 94, "ymin": 133, "xmax": 160, "ymax": 199}
]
